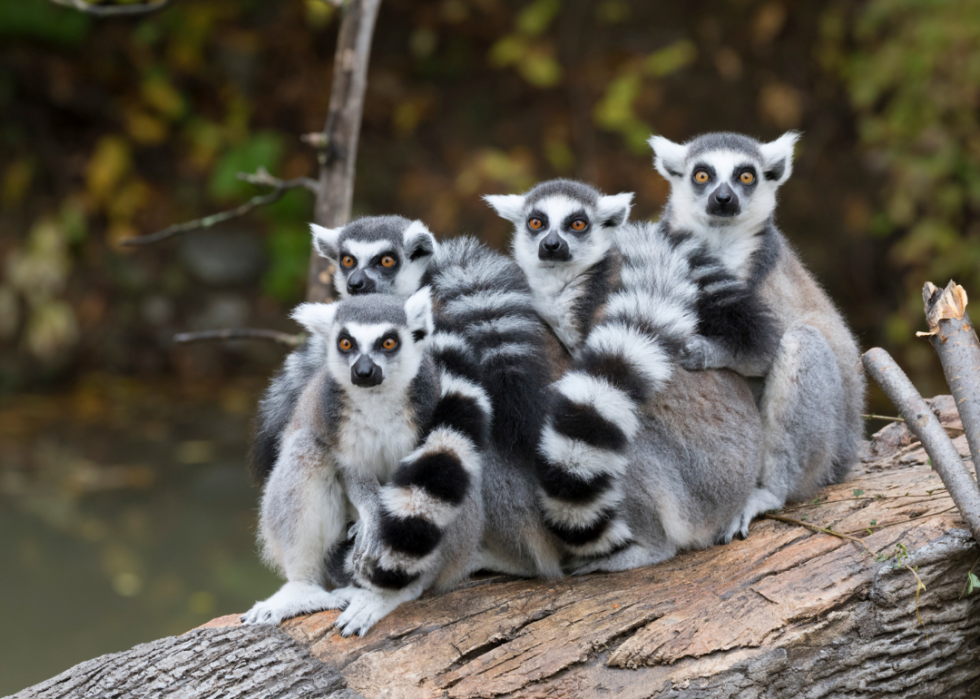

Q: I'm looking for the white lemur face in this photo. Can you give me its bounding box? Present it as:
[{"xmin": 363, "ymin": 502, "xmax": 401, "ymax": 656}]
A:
[
  {"xmin": 485, "ymin": 179, "xmax": 633, "ymax": 280},
  {"xmin": 649, "ymin": 131, "xmax": 798, "ymax": 235},
  {"xmin": 291, "ymin": 289, "xmax": 433, "ymax": 393},
  {"xmin": 310, "ymin": 216, "xmax": 437, "ymax": 299}
]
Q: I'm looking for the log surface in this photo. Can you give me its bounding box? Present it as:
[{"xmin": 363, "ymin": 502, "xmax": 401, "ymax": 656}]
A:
[{"xmin": 10, "ymin": 405, "xmax": 980, "ymax": 699}]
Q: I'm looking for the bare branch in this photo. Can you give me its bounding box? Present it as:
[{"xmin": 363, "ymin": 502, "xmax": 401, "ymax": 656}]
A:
[
  {"xmin": 122, "ymin": 171, "xmax": 315, "ymax": 247},
  {"xmin": 862, "ymin": 347, "xmax": 980, "ymax": 544},
  {"xmin": 49, "ymin": 0, "xmax": 171, "ymax": 17},
  {"xmin": 920, "ymin": 280, "xmax": 980, "ymax": 488},
  {"xmin": 173, "ymin": 329, "xmax": 304, "ymax": 348}
]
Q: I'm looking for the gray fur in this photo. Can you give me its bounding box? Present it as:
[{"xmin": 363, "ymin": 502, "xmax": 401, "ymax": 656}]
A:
[
  {"xmin": 495, "ymin": 181, "xmax": 767, "ymax": 571},
  {"xmin": 243, "ymin": 291, "xmax": 487, "ymax": 635},
  {"xmin": 651, "ymin": 130, "xmax": 866, "ymax": 508}
]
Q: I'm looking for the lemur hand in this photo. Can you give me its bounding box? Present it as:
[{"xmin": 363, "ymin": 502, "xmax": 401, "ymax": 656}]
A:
[
  {"xmin": 348, "ymin": 515, "xmax": 386, "ymax": 585},
  {"xmin": 679, "ymin": 334, "xmax": 711, "ymax": 371}
]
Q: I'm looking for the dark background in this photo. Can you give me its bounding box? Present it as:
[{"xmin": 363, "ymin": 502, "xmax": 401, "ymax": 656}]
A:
[{"xmin": 1, "ymin": 0, "xmax": 978, "ymax": 692}]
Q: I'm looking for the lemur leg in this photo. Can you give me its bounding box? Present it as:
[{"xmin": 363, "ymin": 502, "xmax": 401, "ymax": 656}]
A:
[
  {"xmin": 755, "ymin": 324, "xmax": 843, "ymax": 509},
  {"xmin": 242, "ymin": 428, "xmax": 346, "ymax": 625}
]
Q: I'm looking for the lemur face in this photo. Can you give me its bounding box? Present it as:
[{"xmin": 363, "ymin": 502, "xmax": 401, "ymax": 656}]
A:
[
  {"xmin": 649, "ymin": 131, "xmax": 799, "ymax": 234},
  {"xmin": 291, "ymin": 289, "xmax": 433, "ymax": 392},
  {"xmin": 485, "ymin": 179, "xmax": 633, "ymax": 277},
  {"xmin": 310, "ymin": 216, "xmax": 436, "ymax": 299}
]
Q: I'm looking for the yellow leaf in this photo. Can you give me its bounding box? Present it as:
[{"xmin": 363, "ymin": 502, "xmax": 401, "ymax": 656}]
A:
[
  {"xmin": 125, "ymin": 107, "xmax": 169, "ymax": 146},
  {"xmin": 86, "ymin": 137, "xmax": 131, "ymax": 203},
  {"xmin": 2, "ymin": 158, "xmax": 35, "ymax": 208}
]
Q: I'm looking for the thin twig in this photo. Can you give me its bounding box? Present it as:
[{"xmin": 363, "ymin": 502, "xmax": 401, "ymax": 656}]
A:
[
  {"xmin": 764, "ymin": 513, "xmax": 876, "ymax": 556},
  {"xmin": 863, "ymin": 413, "xmax": 906, "ymax": 422},
  {"xmin": 173, "ymin": 329, "xmax": 304, "ymax": 348},
  {"xmin": 49, "ymin": 0, "xmax": 171, "ymax": 17},
  {"xmin": 122, "ymin": 171, "xmax": 316, "ymax": 247}
]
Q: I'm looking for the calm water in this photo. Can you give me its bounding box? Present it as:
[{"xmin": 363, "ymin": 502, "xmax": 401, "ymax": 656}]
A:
[{"xmin": 0, "ymin": 376, "xmax": 280, "ymax": 696}]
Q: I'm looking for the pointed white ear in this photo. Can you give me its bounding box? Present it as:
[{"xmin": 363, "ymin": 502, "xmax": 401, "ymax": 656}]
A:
[
  {"xmin": 759, "ymin": 131, "xmax": 800, "ymax": 185},
  {"xmin": 483, "ymin": 194, "xmax": 527, "ymax": 224},
  {"xmin": 648, "ymin": 134, "xmax": 688, "ymax": 179},
  {"xmin": 291, "ymin": 302, "xmax": 338, "ymax": 337},
  {"xmin": 310, "ymin": 223, "xmax": 341, "ymax": 260},
  {"xmin": 403, "ymin": 220, "xmax": 437, "ymax": 263},
  {"xmin": 404, "ymin": 287, "xmax": 434, "ymax": 343},
  {"xmin": 596, "ymin": 192, "xmax": 634, "ymax": 228}
]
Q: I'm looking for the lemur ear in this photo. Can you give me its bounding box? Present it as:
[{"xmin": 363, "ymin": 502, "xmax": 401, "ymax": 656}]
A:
[
  {"xmin": 648, "ymin": 135, "xmax": 688, "ymax": 180},
  {"xmin": 291, "ymin": 302, "xmax": 338, "ymax": 337},
  {"xmin": 404, "ymin": 287, "xmax": 434, "ymax": 343},
  {"xmin": 310, "ymin": 224, "xmax": 342, "ymax": 260},
  {"xmin": 483, "ymin": 194, "xmax": 527, "ymax": 224},
  {"xmin": 403, "ymin": 220, "xmax": 437, "ymax": 263},
  {"xmin": 596, "ymin": 192, "xmax": 634, "ymax": 228},
  {"xmin": 759, "ymin": 131, "xmax": 800, "ymax": 185}
]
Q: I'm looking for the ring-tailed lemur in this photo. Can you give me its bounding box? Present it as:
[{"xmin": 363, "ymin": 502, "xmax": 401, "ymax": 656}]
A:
[
  {"xmin": 242, "ymin": 291, "xmax": 489, "ymax": 636},
  {"xmin": 648, "ymin": 131, "xmax": 865, "ymax": 511},
  {"xmin": 486, "ymin": 180, "xmax": 766, "ymax": 567},
  {"xmin": 250, "ymin": 216, "xmax": 563, "ymax": 579}
]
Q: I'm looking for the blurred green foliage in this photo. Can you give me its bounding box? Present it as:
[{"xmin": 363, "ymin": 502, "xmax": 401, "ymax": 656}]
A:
[
  {"xmin": 821, "ymin": 0, "xmax": 980, "ymax": 379},
  {"xmin": 0, "ymin": 0, "xmax": 975, "ymax": 400}
]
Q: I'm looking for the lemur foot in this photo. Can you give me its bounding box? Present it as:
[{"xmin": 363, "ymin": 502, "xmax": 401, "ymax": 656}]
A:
[
  {"xmin": 720, "ymin": 488, "xmax": 784, "ymax": 543},
  {"xmin": 241, "ymin": 581, "xmax": 345, "ymax": 626},
  {"xmin": 333, "ymin": 587, "xmax": 416, "ymax": 637},
  {"xmin": 678, "ymin": 335, "xmax": 711, "ymax": 371}
]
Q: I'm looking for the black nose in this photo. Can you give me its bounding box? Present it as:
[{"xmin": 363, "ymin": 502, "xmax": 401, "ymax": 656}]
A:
[
  {"xmin": 351, "ymin": 355, "xmax": 383, "ymax": 387},
  {"xmin": 538, "ymin": 231, "xmax": 571, "ymax": 262},
  {"xmin": 347, "ymin": 270, "xmax": 375, "ymax": 295},
  {"xmin": 707, "ymin": 184, "xmax": 740, "ymax": 217}
]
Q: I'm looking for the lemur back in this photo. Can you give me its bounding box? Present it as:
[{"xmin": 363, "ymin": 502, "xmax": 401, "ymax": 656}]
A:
[
  {"xmin": 650, "ymin": 130, "xmax": 865, "ymax": 504},
  {"xmin": 487, "ymin": 180, "xmax": 766, "ymax": 569},
  {"xmin": 244, "ymin": 291, "xmax": 490, "ymax": 635}
]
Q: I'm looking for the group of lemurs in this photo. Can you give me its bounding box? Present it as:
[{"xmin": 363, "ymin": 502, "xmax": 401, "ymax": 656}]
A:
[{"xmin": 241, "ymin": 130, "xmax": 865, "ymax": 636}]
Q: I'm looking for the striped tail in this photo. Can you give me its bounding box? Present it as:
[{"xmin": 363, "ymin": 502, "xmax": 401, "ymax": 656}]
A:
[
  {"xmin": 350, "ymin": 329, "xmax": 491, "ymax": 591},
  {"xmin": 427, "ymin": 237, "xmax": 552, "ymax": 464},
  {"xmin": 536, "ymin": 221, "xmax": 700, "ymax": 558}
]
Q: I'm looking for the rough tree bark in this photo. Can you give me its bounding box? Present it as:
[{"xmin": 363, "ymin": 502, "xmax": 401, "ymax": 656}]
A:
[
  {"xmin": 305, "ymin": 0, "xmax": 383, "ymax": 303},
  {"xmin": 11, "ymin": 411, "xmax": 980, "ymax": 699}
]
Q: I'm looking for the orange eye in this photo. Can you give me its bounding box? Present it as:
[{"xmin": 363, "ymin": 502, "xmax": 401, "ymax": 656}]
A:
[
  {"xmin": 571, "ymin": 219, "xmax": 587, "ymax": 232},
  {"xmin": 740, "ymin": 171, "xmax": 755, "ymax": 185},
  {"xmin": 528, "ymin": 218, "xmax": 544, "ymax": 231},
  {"xmin": 694, "ymin": 170, "xmax": 710, "ymax": 184},
  {"xmin": 382, "ymin": 337, "xmax": 398, "ymax": 351},
  {"xmin": 342, "ymin": 255, "xmax": 355, "ymax": 268},
  {"xmin": 338, "ymin": 338, "xmax": 352, "ymax": 351},
  {"xmin": 381, "ymin": 255, "xmax": 396, "ymax": 268}
]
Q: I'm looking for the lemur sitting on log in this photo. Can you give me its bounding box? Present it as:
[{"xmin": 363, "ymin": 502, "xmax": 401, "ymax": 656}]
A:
[{"xmin": 242, "ymin": 291, "xmax": 489, "ymax": 636}]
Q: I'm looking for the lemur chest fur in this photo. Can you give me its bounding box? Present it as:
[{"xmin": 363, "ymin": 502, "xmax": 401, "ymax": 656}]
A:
[
  {"xmin": 335, "ymin": 390, "xmax": 421, "ymax": 482},
  {"xmin": 530, "ymin": 267, "xmax": 591, "ymax": 352},
  {"xmin": 686, "ymin": 221, "xmax": 763, "ymax": 282}
]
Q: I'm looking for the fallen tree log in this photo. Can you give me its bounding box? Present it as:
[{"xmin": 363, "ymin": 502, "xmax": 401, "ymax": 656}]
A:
[{"xmin": 10, "ymin": 403, "xmax": 980, "ymax": 699}]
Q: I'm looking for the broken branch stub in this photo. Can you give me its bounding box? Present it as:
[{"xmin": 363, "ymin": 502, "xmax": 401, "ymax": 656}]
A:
[
  {"xmin": 862, "ymin": 347, "xmax": 980, "ymax": 544},
  {"xmin": 919, "ymin": 281, "xmax": 980, "ymax": 488}
]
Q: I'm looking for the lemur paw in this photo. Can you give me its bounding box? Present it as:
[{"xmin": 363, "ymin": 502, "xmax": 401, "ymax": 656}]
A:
[
  {"xmin": 241, "ymin": 581, "xmax": 344, "ymax": 626},
  {"xmin": 678, "ymin": 335, "xmax": 710, "ymax": 371},
  {"xmin": 333, "ymin": 587, "xmax": 414, "ymax": 637}
]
